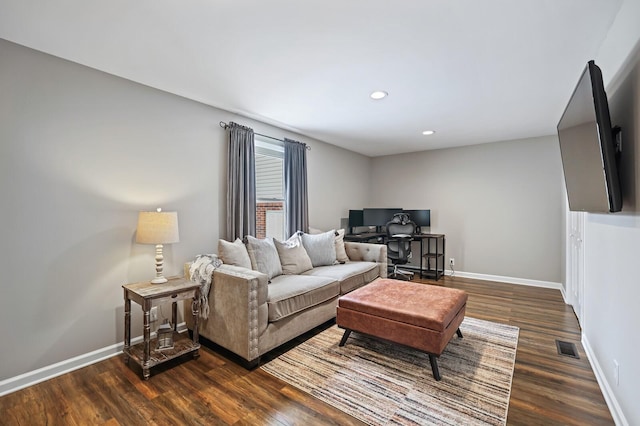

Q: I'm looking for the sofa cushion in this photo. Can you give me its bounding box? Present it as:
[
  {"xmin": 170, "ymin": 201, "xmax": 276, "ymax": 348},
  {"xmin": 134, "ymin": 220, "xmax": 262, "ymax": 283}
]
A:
[
  {"xmin": 218, "ymin": 238, "xmax": 252, "ymax": 269},
  {"xmin": 246, "ymin": 236, "xmax": 282, "ymax": 281},
  {"xmin": 267, "ymin": 274, "xmax": 339, "ymax": 322},
  {"xmin": 301, "ymin": 230, "xmax": 337, "ymax": 267},
  {"xmin": 274, "ymin": 234, "xmax": 313, "ymax": 275},
  {"xmin": 302, "ymin": 261, "xmax": 379, "ymax": 294}
]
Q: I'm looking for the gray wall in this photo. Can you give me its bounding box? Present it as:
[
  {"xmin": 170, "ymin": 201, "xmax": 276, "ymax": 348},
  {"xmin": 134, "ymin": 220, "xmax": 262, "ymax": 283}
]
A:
[
  {"xmin": 307, "ymin": 137, "xmax": 371, "ymax": 231},
  {"xmin": 581, "ymin": 2, "xmax": 640, "ymax": 420},
  {"xmin": 0, "ymin": 39, "xmax": 370, "ymax": 381},
  {"xmin": 370, "ymin": 136, "xmax": 564, "ymax": 283}
]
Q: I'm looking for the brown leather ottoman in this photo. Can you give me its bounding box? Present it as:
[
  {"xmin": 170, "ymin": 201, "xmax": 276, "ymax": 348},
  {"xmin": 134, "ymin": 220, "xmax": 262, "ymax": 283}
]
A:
[{"xmin": 336, "ymin": 278, "xmax": 467, "ymax": 381}]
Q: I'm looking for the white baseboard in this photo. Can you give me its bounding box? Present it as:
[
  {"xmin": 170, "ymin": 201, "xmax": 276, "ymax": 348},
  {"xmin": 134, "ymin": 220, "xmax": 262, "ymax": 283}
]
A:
[
  {"xmin": 560, "ymin": 285, "xmax": 570, "ymax": 304},
  {"xmin": 582, "ymin": 334, "xmax": 628, "ymax": 426},
  {"xmin": 0, "ymin": 322, "xmax": 188, "ymax": 397},
  {"xmin": 448, "ymin": 269, "xmax": 562, "ymax": 290}
]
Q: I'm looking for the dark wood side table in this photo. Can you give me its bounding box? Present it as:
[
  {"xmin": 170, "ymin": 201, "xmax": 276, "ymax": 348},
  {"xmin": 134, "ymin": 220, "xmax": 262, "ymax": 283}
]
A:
[{"xmin": 122, "ymin": 277, "xmax": 201, "ymax": 380}]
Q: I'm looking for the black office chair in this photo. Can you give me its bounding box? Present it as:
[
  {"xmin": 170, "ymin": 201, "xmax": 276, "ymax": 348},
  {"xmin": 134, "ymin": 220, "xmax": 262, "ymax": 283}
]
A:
[{"xmin": 386, "ymin": 213, "xmax": 416, "ymax": 280}]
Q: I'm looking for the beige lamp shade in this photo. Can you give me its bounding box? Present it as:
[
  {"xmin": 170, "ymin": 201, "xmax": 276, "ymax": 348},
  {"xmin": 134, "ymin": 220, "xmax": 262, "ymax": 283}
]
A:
[
  {"xmin": 136, "ymin": 209, "xmax": 179, "ymax": 284},
  {"xmin": 136, "ymin": 210, "xmax": 180, "ymax": 244}
]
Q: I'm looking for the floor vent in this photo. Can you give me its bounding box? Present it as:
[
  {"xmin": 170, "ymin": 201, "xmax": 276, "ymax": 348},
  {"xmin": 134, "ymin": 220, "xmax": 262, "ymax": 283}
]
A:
[{"xmin": 556, "ymin": 340, "xmax": 580, "ymax": 359}]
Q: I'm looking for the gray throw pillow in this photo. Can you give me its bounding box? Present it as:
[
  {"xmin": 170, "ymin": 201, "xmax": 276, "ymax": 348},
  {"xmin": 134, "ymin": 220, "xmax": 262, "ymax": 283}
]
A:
[
  {"xmin": 218, "ymin": 238, "xmax": 252, "ymax": 269},
  {"xmin": 301, "ymin": 230, "xmax": 337, "ymax": 267},
  {"xmin": 246, "ymin": 236, "xmax": 282, "ymax": 280},
  {"xmin": 274, "ymin": 233, "xmax": 313, "ymax": 275}
]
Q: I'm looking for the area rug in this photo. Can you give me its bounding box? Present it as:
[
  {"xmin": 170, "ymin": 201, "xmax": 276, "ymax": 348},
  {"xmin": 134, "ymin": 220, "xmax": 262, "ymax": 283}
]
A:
[{"xmin": 261, "ymin": 317, "xmax": 519, "ymax": 425}]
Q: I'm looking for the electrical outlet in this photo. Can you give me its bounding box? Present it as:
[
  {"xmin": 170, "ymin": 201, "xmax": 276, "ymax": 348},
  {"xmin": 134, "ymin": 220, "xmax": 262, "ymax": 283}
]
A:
[
  {"xmin": 150, "ymin": 306, "xmax": 158, "ymax": 322},
  {"xmin": 449, "ymin": 258, "xmax": 455, "ymax": 266},
  {"xmin": 614, "ymin": 360, "xmax": 619, "ymax": 386}
]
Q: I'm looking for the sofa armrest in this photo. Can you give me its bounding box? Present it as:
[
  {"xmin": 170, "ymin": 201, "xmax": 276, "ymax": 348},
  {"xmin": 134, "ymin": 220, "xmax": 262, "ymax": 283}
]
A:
[
  {"xmin": 184, "ymin": 263, "xmax": 269, "ymax": 363},
  {"xmin": 344, "ymin": 242, "xmax": 387, "ymax": 278}
]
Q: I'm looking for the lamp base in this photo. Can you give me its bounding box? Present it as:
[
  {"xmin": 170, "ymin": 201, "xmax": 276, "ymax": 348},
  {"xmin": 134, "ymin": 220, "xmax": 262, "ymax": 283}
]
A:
[{"xmin": 151, "ymin": 244, "xmax": 167, "ymax": 284}]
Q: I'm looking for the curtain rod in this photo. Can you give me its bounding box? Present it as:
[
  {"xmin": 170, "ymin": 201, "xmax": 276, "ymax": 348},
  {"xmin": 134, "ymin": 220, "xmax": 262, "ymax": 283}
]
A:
[{"xmin": 219, "ymin": 121, "xmax": 311, "ymax": 150}]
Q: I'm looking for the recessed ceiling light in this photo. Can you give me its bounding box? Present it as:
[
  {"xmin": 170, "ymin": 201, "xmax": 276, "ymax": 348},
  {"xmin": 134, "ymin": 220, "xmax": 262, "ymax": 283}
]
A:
[
  {"xmin": 370, "ymin": 91, "xmax": 388, "ymax": 100},
  {"xmin": 422, "ymin": 130, "xmax": 435, "ymax": 136}
]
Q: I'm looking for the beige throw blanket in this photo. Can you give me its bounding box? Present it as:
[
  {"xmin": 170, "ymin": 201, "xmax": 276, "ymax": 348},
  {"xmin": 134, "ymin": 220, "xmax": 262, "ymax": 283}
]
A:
[{"xmin": 189, "ymin": 254, "xmax": 222, "ymax": 319}]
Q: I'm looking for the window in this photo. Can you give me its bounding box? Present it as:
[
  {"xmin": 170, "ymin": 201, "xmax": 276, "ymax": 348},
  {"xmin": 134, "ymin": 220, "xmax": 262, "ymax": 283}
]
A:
[{"xmin": 255, "ymin": 138, "xmax": 285, "ymax": 240}]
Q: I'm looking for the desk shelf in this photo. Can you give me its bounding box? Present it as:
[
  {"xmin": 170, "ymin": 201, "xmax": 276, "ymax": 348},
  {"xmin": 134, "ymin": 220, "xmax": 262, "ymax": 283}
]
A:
[{"xmin": 419, "ymin": 234, "xmax": 445, "ymax": 281}]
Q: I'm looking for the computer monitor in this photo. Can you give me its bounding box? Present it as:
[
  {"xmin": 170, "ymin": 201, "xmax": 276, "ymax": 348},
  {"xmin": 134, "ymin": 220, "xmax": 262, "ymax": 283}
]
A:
[
  {"xmin": 348, "ymin": 210, "xmax": 364, "ymax": 228},
  {"xmin": 362, "ymin": 208, "xmax": 402, "ymax": 227},
  {"xmin": 405, "ymin": 210, "xmax": 431, "ymax": 226}
]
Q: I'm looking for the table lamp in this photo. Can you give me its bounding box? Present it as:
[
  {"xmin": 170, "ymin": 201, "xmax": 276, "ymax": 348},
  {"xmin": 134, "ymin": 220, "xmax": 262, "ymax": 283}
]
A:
[{"xmin": 136, "ymin": 208, "xmax": 180, "ymax": 284}]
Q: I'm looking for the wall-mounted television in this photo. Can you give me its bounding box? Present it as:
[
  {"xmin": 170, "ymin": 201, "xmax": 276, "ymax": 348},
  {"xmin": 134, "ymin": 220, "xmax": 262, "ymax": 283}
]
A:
[{"xmin": 557, "ymin": 60, "xmax": 622, "ymax": 213}]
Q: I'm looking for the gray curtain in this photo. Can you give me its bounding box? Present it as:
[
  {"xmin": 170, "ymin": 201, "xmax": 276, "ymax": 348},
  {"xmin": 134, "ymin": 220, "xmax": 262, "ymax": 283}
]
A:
[
  {"xmin": 284, "ymin": 138, "xmax": 309, "ymax": 237},
  {"xmin": 227, "ymin": 122, "xmax": 256, "ymax": 240}
]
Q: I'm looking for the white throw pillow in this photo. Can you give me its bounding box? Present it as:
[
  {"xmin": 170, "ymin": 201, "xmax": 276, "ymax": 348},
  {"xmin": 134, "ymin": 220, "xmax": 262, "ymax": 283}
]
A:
[
  {"xmin": 334, "ymin": 229, "xmax": 349, "ymax": 264},
  {"xmin": 301, "ymin": 230, "xmax": 337, "ymax": 267},
  {"xmin": 218, "ymin": 238, "xmax": 252, "ymax": 269},
  {"xmin": 246, "ymin": 236, "xmax": 282, "ymax": 281},
  {"xmin": 274, "ymin": 233, "xmax": 313, "ymax": 275}
]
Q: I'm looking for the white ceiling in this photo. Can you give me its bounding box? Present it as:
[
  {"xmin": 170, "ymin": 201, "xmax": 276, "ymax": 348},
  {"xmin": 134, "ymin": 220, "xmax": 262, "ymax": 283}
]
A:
[{"xmin": 0, "ymin": 0, "xmax": 623, "ymax": 157}]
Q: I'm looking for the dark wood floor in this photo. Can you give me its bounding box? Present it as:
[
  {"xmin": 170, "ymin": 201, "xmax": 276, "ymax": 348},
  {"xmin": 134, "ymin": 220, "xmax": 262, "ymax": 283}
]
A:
[{"xmin": 0, "ymin": 276, "xmax": 614, "ymax": 425}]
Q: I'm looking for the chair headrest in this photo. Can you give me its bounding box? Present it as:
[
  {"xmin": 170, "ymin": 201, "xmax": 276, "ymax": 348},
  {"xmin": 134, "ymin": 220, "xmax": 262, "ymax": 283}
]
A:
[{"xmin": 390, "ymin": 212, "xmax": 411, "ymax": 225}]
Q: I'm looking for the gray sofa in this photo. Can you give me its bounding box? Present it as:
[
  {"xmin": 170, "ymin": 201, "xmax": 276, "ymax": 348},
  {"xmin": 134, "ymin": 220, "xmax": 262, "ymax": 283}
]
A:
[{"xmin": 185, "ymin": 239, "xmax": 386, "ymax": 367}]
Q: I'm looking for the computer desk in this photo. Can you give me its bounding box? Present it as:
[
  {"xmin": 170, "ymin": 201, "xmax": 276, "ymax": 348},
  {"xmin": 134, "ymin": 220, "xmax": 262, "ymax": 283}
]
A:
[
  {"xmin": 343, "ymin": 232, "xmax": 386, "ymax": 243},
  {"xmin": 344, "ymin": 232, "xmax": 445, "ymax": 280}
]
